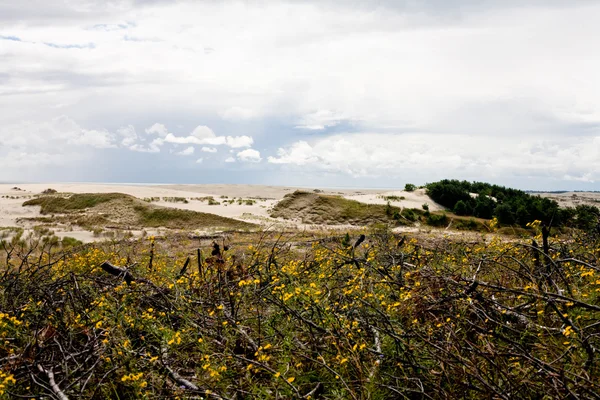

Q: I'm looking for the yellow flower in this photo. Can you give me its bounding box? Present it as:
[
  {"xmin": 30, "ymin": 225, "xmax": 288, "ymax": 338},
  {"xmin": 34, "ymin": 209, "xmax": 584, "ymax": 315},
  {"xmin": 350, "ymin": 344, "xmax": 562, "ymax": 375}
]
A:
[{"xmin": 287, "ymin": 377, "xmax": 295, "ymax": 383}]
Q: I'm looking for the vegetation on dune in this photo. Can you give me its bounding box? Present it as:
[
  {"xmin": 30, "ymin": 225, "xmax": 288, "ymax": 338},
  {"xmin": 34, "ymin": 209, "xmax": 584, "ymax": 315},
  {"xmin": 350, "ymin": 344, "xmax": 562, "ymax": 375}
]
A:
[
  {"xmin": 271, "ymin": 191, "xmax": 415, "ymax": 226},
  {"xmin": 133, "ymin": 205, "xmax": 255, "ymax": 230},
  {"xmin": 23, "ymin": 193, "xmax": 131, "ymax": 214},
  {"xmin": 1, "ymin": 224, "xmax": 599, "ymax": 398},
  {"xmin": 426, "ymin": 179, "xmax": 600, "ymax": 229},
  {"xmin": 270, "ymin": 191, "xmax": 493, "ymax": 232},
  {"xmin": 22, "ymin": 193, "xmax": 257, "ymax": 231}
]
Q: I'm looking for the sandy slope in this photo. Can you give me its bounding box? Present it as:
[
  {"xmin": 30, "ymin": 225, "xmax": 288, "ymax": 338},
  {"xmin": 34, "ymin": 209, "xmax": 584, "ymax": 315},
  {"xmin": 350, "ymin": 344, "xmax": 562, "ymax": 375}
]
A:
[
  {"xmin": 0, "ymin": 184, "xmax": 397, "ymax": 236},
  {"xmin": 0, "ymin": 183, "xmax": 453, "ymax": 243},
  {"xmin": 343, "ymin": 188, "xmax": 445, "ymax": 211},
  {"xmin": 533, "ymin": 192, "xmax": 600, "ymax": 208}
]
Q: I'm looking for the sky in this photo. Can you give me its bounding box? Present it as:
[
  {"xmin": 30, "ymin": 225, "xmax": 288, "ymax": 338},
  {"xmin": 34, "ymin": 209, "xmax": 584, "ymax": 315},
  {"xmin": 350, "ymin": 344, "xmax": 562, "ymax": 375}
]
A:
[{"xmin": 1, "ymin": 0, "xmax": 599, "ymax": 190}]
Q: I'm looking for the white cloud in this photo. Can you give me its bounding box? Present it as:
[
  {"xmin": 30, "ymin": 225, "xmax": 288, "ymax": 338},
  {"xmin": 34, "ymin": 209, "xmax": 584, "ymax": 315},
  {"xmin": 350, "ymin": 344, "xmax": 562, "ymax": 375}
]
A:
[
  {"xmin": 129, "ymin": 138, "xmax": 164, "ymax": 153},
  {"xmin": 224, "ymin": 156, "xmax": 236, "ymax": 163},
  {"xmin": 162, "ymin": 124, "xmax": 253, "ymax": 148},
  {"xmin": 71, "ymin": 129, "xmax": 115, "ymax": 148},
  {"xmin": 226, "ymin": 136, "xmax": 254, "ymax": 148},
  {"xmin": 295, "ymin": 110, "xmax": 348, "ymax": 130},
  {"xmin": 0, "ymin": 116, "xmax": 115, "ymax": 151},
  {"xmin": 196, "ymin": 158, "xmax": 203, "ymax": 163},
  {"xmin": 118, "ymin": 125, "xmax": 138, "ymax": 147},
  {"xmin": 237, "ymin": 148, "xmax": 262, "ymax": 163},
  {"xmin": 201, "ymin": 146, "xmax": 217, "ymax": 153},
  {"xmin": 164, "ymin": 133, "xmax": 224, "ymax": 146},
  {"xmin": 2, "ymin": 2, "xmax": 600, "ymax": 187},
  {"xmin": 268, "ymin": 133, "xmax": 600, "ymax": 183},
  {"xmin": 145, "ymin": 123, "xmax": 169, "ymax": 137},
  {"xmin": 268, "ymin": 141, "xmax": 319, "ymax": 165},
  {"xmin": 176, "ymin": 146, "xmax": 195, "ymax": 156},
  {"xmin": 191, "ymin": 125, "xmax": 216, "ymax": 139}
]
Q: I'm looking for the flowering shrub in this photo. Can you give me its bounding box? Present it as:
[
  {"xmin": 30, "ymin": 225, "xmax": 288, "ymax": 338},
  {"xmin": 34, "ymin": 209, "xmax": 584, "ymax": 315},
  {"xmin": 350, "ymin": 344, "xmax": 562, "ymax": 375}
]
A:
[{"xmin": 0, "ymin": 228, "xmax": 599, "ymax": 398}]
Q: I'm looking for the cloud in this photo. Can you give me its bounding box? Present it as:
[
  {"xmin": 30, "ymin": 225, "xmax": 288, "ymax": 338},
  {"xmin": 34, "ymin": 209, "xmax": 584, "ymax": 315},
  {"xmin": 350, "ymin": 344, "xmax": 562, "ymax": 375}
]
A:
[
  {"xmin": 225, "ymin": 136, "xmax": 254, "ymax": 148},
  {"xmin": 191, "ymin": 125, "xmax": 216, "ymax": 139},
  {"xmin": 196, "ymin": 158, "xmax": 203, "ymax": 163},
  {"xmin": 176, "ymin": 146, "xmax": 195, "ymax": 156},
  {"xmin": 268, "ymin": 133, "xmax": 600, "ymax": 183},
  {"xmin": 0, "ymin": 35, "xmax": 21, "ymax": 41},
  {"xmin": 117, "ymin": 125, "xmax": 138, "ymax": 146},
  {"xmin": 201, "ymin": 146, "xmax": 217, "ymax": 153},
  {"xmin": 295, "ymin": 110, "xmax": 349, "ymax": 130},
  {"xmin": 1, "ymin": 1, "xmax": 600, "ymax": 187},
  {"xmin": 145, "ymin": 123, "xmax": 169, "ymax": 137},
  {"xmin": 237, "ymin": 148, "xmax": 262, "ymax": 163},
  {"xmin": 224, "ymin": 157, "xmax": 236, "ymax": 163},
  {"xmin": 163, "ymin": 124, "xmax": 253, "ymax": 148},
  {"xmin": 129, "ymin": 138, "xmax": 163, "ymax": 153},
  {"xmin": 44, "ymin": 42, "xmax": 96, "ymax": 49},
  {"xmin": 0, "ymin": 116, "xmax": 115, "ymax": 150}
]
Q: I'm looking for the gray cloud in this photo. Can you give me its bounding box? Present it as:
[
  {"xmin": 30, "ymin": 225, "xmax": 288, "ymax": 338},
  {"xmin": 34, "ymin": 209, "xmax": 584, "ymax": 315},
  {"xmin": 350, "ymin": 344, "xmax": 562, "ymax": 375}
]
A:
[
  {"xmin": 43, "ymin": 42, "xmax": 96, "ymax": 49},
  {"xmin": 0, "ymin": 35, "xmax": 21, "ymax": 41},
  {"xmin": 0, "ymin": 0, "xmax": 599, "ymax": 188}
]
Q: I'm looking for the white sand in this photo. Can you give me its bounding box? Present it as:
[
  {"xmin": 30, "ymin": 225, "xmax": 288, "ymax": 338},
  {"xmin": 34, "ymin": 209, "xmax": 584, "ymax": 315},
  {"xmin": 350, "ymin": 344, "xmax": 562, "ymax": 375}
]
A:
[
  {"xmin": 0, "ymin": 183, "xmax": 445, "ymax": 242},
  {"xmin": 343, "ymin": 188, "xmax": 445, "ymax": 211},
  {"xmin": 533, "ymin": 192, "xmax": 600, "ymax": 208}
]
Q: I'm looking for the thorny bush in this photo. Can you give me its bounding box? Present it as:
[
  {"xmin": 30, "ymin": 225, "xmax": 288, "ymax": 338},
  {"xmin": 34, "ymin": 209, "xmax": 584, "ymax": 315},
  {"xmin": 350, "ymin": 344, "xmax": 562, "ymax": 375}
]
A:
[{"xmin": 1, "ymin": 227, "xmax": 600, "ymax": 399}]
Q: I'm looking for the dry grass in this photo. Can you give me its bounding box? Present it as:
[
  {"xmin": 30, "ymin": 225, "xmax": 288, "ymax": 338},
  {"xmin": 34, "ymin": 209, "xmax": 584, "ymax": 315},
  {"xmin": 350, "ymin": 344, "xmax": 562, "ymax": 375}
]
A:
[
  {"xmin": 270, "ymin": 190, "xmax": 413, "ymax": 226},
  {"xmin": 22, "ymin": 193, "xmax": 257, "ymax": 231},
  {"xmin": 1, "ymin": 228, "xmax": 599, "ymax": 398}
]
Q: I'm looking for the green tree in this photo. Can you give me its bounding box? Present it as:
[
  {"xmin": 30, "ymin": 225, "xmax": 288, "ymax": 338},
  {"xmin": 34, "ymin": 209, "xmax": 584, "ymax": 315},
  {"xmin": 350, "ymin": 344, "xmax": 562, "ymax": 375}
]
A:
[
  {"xmin": 495, "ymin": 204, "xmax": 515, "ymax": 225},
  {"xmin": 453, "ymin": 200, "xmax": 469, "ymax": 216}
]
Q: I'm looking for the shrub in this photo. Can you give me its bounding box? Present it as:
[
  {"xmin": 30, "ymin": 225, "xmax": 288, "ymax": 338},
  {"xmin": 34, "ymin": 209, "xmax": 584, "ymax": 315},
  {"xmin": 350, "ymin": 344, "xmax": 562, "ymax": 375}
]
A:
[
  {"xmin": 453, "ymin": 200, "xmax": 469, "ymax": 216},
  {"xmin": 427, "ymin": 213, "xmax": 448, "ymax": 227},
  {"xmin": 61, "ymin": 236, "xmax": 83, "ymax": 247}
]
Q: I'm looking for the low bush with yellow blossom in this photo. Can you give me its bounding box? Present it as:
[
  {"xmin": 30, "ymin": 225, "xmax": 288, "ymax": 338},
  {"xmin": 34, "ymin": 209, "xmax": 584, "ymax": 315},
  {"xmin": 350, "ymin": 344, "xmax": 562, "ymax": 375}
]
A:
[{"xmin": 0, "ymin": 226, "xmax": 599, "ymax": 398}]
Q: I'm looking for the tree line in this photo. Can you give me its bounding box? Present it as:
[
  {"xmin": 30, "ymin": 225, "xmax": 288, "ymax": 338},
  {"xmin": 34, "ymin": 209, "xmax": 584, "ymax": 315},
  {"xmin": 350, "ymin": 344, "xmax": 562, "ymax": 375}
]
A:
[{"xmin": 426, "ymin": 179, "xmax": 599, "ymax": 229}]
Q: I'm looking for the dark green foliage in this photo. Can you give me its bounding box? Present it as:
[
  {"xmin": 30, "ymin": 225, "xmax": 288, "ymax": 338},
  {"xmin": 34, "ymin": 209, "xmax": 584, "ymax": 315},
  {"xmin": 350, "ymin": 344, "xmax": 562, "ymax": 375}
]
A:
[
  {"xmin": 402, "ymin": 208, "xmax": 418, "ymax": 222},
  {"xmin": 341, "ymin": 232, "xmax": 351, "ymax": 248},
  {"xmin": 473, "ymin": 196, "xmax": 495, "ymax": 219},
  {"xmin": 426, "ymin": 181, "xmax": 472, "ymax": 209},
  {"xmin": 426, "ymin": 180, "xmax": 564, "ymax": 227},
  {"xmin": 404, "ymin": 183, "xmax": 416, "ymax": 192},
  {"xmin": 427, "ymin": 213, "xmax": 448, "ymax": 227},
  {"xmin": 495, "ymin": 204, "xmax": 515, "ymax": 225},
  {"xmin": 454, "ymin": 218, "xmax": 485, "ymax": 231},
  {"xmin": 453, "ymin": 200, "xmax": 469, "ymax": 216},
  {"xmin": 569, "ymin": 205, "xmax": 600, "ymax": 230},
  {"xmin": 61, "ymin": 236, "xmax": 83, "ymax": 247},
  {"xmin": 381, "ymin": 195, "xmax": 405, "ymax": 201}
]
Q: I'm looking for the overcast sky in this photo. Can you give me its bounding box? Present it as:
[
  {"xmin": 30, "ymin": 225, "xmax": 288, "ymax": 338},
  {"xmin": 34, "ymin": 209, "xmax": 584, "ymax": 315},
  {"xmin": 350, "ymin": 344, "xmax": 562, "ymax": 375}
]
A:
[{"xmin": 1, "ymin": 0, "xmax": 599, "ymax": 190}]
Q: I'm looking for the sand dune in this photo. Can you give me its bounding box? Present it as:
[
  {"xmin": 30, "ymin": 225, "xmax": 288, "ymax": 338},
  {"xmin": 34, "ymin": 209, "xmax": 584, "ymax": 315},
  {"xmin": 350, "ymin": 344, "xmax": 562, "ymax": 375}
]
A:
[{"xmin": 0, "ymin": 184, "xmax": 397, "ymax": 238}]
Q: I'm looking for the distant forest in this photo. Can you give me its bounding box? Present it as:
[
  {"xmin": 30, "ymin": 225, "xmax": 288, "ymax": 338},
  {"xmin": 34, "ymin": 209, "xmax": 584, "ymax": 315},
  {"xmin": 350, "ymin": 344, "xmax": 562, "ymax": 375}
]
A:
[{"xmin": 426, "ymin": 179, "xmax": 599, "ymax": 229}]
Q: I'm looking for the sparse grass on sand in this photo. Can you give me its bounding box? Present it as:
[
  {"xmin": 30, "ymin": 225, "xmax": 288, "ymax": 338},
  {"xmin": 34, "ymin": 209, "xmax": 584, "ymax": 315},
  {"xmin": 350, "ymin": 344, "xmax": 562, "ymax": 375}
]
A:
[
  {"xmin": 271, "ymin": 190, "xmax": 414, "ymax": 225},
  {"xmin": 23, "ymin": 193, "xmax": 130, "ymax": 214},
  {"xmin": 132, "ymin": 205, "xmax": 254, "ymax": 230},
  {"xmin": 22, "ymin": 193, "xmax": 256, "ymax": 231}
]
